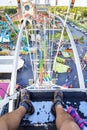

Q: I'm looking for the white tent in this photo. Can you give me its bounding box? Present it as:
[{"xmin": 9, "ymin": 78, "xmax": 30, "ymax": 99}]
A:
[{"xmin": 0, "ymin": 36, "xmax": 10, "ymax": 42}]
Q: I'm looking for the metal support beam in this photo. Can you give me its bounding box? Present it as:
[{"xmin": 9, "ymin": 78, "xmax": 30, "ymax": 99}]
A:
[
  {"xmin": 58, "ymin": 16, "xmax": 85, "ymax": 89},
  {"xmin": 9, "ymin": 19, "xmax": 26, "ymax": 112},
  {"xmin": 54, "ymin": 0, "xmax": 72, "ymax": 64}
]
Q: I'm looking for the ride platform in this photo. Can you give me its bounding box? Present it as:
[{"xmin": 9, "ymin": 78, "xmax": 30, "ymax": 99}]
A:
[
  {"xmin": 19, "ymin": 90, "xmax": 87, "ymax": 130},
  {"xmin": 2, "ymin": 89, "xmax": 87, "ymax": 130}
]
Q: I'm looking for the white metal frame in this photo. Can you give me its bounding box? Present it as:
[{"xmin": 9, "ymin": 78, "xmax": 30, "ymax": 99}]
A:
[
  {"xmin": 50, "ymin": 0, "xmax": 85, "ymax": 89},
  {"xmin": 58, "ymin": 16, "xmax": 85, "ymax": 89},
  {"xmin": 9, "ymin": 19, "xmax": 27, "ymax": 112}
]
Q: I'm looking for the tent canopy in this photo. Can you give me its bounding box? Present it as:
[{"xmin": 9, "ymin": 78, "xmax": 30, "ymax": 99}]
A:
[{"xmin": 53, "ymin": 62, "xmax": 70, "ymax": 73}]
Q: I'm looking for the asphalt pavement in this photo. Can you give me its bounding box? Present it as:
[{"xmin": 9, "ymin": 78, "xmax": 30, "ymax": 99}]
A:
[{"xmin": 69, "ymin": 25, "xmax": 87, "ymax": 87}]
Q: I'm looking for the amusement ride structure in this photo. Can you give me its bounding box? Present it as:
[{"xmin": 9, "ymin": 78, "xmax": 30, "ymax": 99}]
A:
[{"xmin": 0, "ymin": 0, "xmax": 87, "ymax": 129}]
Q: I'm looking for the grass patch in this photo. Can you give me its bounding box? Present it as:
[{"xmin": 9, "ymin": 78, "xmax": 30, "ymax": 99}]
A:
[{"xmin": 49, "ymin": 32, "xmax": 69, "ymax": 40}]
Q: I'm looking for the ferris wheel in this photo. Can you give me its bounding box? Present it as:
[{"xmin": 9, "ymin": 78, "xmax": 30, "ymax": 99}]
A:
[{"xmin": 0, "ymin": 0, "xmax": 86, "ymax": 112}]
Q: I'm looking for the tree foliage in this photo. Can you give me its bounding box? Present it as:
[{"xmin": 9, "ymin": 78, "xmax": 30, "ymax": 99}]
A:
[
  {"xmin": 4, "ymin": 8, "xmax": 17, "ymax": 15},
  {"xmin": 0, "ymin": 15, "xmax": 2, "ymax": 20},
  {"xmin": 13, "ymin": 21, "xmax": 20, "ymax": 25},
  {"xmin": 81, "ymin": 10, "xmax": 87, "ymax": 17},
  {"xmin": 10, "ymin": 32, "xmax": 17, "ymax": 44},
  {"xmin": 0, "ymin": 6, "xmax": 17, "ymax": 15},
  {"xmin": 49, "ymin": 6, "xmax": 87, "ymax": 18},
  {"xmin": 79, "ymin": 36, "xmax": 84, "ymax": 44}
]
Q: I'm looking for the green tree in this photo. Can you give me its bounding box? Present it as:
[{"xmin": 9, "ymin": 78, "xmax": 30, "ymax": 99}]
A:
[
  {"xmin": 74, "ymin": 9, "xmax": 77, "ymax": 20},
  {"xmin": 0, "ymin": 15, "xmax": 2, "ymax": 20},
  {"xmin": 10, "ymin": 32, "xmax": 17, "ymax": 44},
  {"xmin": 81, "ymin": 10, "xmax": 87, "ymax": 17},
  {"xmin": 4, "ymin": 8, "xmax": 17, "ymax": 15},
  {"xmin": 13, "ymin": 21, "xmax": 20, "ymax": 25},
  {"xmin": 79, "ymin": 36, "xmax": 84, "ymax": 44}
]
